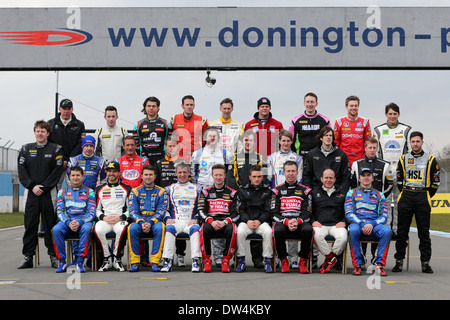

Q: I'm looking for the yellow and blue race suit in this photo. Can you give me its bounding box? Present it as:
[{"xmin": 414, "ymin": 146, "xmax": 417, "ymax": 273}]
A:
[{"xmin": 127, "ymin": 184, "xmax": 168, "ymax": 265}]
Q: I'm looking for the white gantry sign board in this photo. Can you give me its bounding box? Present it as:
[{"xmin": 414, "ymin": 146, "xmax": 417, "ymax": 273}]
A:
[{"xmin": 0, "ymin": 7, "xmax": 449, "ymax": 70}]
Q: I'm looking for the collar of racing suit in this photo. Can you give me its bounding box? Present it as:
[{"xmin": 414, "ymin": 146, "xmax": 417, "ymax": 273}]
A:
[
  {"xmin": 219, "ymin": 116, "xmax": 233, "ymax": 124},
  {"xmin": 411, "ymin": 150, "xmax": 425, "ymax": 157},
  {"xmin": 357, "ymin": 185, "xmax": 374, "ymax": 193},
  {"xmin": 107, "ymin": 180, "xmax": 120, "ymax": 187},
  {"xmin": 165, "ymin": 155, "xmax": 179, "ymax": 162}
]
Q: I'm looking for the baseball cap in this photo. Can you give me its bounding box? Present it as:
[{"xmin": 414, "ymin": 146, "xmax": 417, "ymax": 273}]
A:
[
  {"xmin": 257, "ymin": 97, "xmax": 271, "ymax": 109},
  {"xmin": 359, "ymin": 167, "xmax": 373, "ymax": 175},
  {"xmin": 105, "ymin": 161, "xmax": 120, "ymax": 171},
  {"xmin": 82, "ymin": 135, "xmax": 96, "ymax": 149},
  {"xmin": 60, "ymin": 99, "xmax": 73, "ymax": 109}
]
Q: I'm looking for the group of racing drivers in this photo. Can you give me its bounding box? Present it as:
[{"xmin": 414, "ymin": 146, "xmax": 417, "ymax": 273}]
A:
[{"xmin": 17, "ymin": 93, "xmax": 440, "ymax": 276}]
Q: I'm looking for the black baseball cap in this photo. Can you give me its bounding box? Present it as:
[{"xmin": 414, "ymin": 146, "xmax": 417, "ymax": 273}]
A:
[
  {"xmin": 60, "ymin": 99, "xmax": 73, "ymax": 109},
  {"xmin": 105, "ymin": 161, "xmax": 120, "ymax": 171}
]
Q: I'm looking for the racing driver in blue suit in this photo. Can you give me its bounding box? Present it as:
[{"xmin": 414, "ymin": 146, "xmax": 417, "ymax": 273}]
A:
[
  {"xmin": 127, "ymin": 165, "xmax": 168, "ymax": 272},
  {"xmin": 52, "ymin": 166, "xmax": 96, "ymax": 273},
  {"xmin": 345, "ymin": 167, "xmax": 391, "ymax": 276},
  {"xmin": 67, "ymin": 135, "xmax": 106, "ymax": 189}
]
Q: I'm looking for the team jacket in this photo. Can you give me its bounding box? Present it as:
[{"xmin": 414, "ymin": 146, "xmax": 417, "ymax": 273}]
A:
[
  {"xmin": 244, "ymin": 112, "xmax": 284, "ymax": 157},
  {"xmin": 289, "ymin": 111, "xmax": 330, "ymax": 155},
  {"xmin": 95, "ymin": 181, "xmax": 132, "ymax": 221},
  {"xmin": 18, "ymin": 141, "xmax": 63, "ymax": 192},
  {"xmin": 134, "ymin": 116, "xmax": 171, "ymax": 165},
  {"xmin": 345, "ymin": 186, "xmax": 388, "ymax": 227},
  {"xmin": 164, "ymin": 181, "xmax": 202, "ymax": 223},
  {"xmin": 350, "ymin": 156, "xmax": 393, "ymax": 197},
  {"xmin": 67, "ymin": 153, "xmax": 107, "ymax": 189},
  {"xmin": 237, "ymin": 183, "xmax": 272, "ymax": 224},
  {"xmin": 302, "ymin": 144, "xmax": 351, "ymax": 191},
  {"xmin": 397, "ymin": 150, "xmax": 440, "ymax": 197},
  {"xmin": 226, "ymin": 150, "xmax": 267, "ymax": 190},
  {"xmin": 270, "ymin": 181, "xmax": 312, "ymax": 226},
  {"xmin": 115, "ymin": 153, "xmax": 149, "ymax": 189},
  {"xmin": 190, "ymin": 146, "xmax": 227, "ymax": 187},
  {"xmin": 198, "ymin": 185, "xmax": 239, "ymax": 225},
  {"xmin": 311, "ymin": 186, "xmax": 346, "ymax": 226},
  {"xmin": 373, "ymin": 121, "xmax": 412, "ymax": 174},
  {"xmin": 208, "ymin": 117, "xmax": 244, "ymax": 163},
  {"xmin": 267, "ymin": 150, "xmax": 303, "ymax": 188},
  {"xmin": 333, "ymin": 115, "xmax": 372, "ymax": 166},
  {"xmin": 94, "ymin": 126, "xmax": 128, "ymax": 162},
  {"xmin": 155, "ymin": 155, "xmax": 184, "ymax": 188},
  {"xmin": 128, "ymin": 184, "xmax": 168, "ymax": 226},
  {"xmin": 48, "ymin": 113, "xmax": 85, "ymax": 162},
  {"xmin": 56, "ymin": 185, "xmax": 96, "ymax": 226},
  {"xmin": 170, "ymin": 113, "xmax": 208, "ymax": 161}
]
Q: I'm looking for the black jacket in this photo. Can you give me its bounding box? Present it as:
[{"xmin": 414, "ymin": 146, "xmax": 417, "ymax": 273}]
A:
[
  {"xmin": 311, "ymin": 186, "xmax": 346, "ymax": 226},
  {"xmin": 302, "ymin": 144, "xmax": 351, "ymax": 192},
  {"xmin": 48, "ymin": 113, "xmax": 85, "ymax": 162},
  {"xmin": 237, "ymin": 183, "xmax": 272, "ymax": 224},
  {"xmin": 18, "ymin": 141, "xmax": 63, "ymax": 192}
]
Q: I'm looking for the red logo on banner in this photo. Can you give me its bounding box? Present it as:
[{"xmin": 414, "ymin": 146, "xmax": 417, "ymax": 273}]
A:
[{"xmin": 0, "ymin": 29, "xmax": 92, "ymax": 46}]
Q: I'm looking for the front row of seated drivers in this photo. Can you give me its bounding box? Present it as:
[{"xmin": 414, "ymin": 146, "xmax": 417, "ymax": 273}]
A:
[{"xmin": 53, "ymin": 160, "xmax": 390, "ymax": 276}]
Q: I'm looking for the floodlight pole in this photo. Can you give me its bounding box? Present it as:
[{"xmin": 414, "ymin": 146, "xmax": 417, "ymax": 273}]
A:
[{"xmin": 55, "ymin": 71, "xmax": 59, "ymax": 118}]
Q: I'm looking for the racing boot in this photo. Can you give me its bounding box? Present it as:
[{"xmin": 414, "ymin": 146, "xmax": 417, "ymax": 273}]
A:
[
  {"xmin": 298, "ymin": 258, "xmax": 309, "ymax": 274},
  {"xmin": 113, "ymin": 256, "xmax": 125, "ymax": 272},
  {"xmin": 203, "ymin": 256, "xmax": 212, "ymax": 273},
  {"xmin": 150, "ymin": 263, "xmax": 160, "ymax": 272},
  {"xmin": 129, "ymin": 263, "xmax": 140, "ymax": 272},
  {"xmin": 50, "ymin": 255, "xmax": 59, "ymax": 269},
  {"xmin": 375, "ymin": 263, "xmax": 387, "ymax": 276},
  {"xmin": 98, "ymin": 256, "xmax": 113, "ymax": 272},
  {"xmin": 191, "ymin": 258, "xmax": 200, "ymax": 272},
  {"xmin": 221, "ymin": 258, "xmax": 230, "ymax": 273},
  {"xmin": 235, "ymin": 256, "xmax": 246, "ymax": 272},
  {"xmin": 161, "ymin": 258, "xmax": 173, "ymax": 272},
  {"xmin": 391, "ymin": 259, "xmax": 403, "ymax": 272},
  {"xmin": 55, "ymin": 260, "xmax": 67, "ymax": 273},
  {"xmin": 76, "ymin": 257, "xmax": 86, "ymax": 273},
  {"xmin": 422, "ymin": 261, "xmax": 434, "ymax": 274},
  {"xmin": 320, "ymin": 254, "xmax": 337, "ymax": 274},
  {"xmin": 280, "ymin": 257, "xmax": 290, "ymax": 273},
  {"xmin": 17, "ymin": 256, "xmax": 33, "ymax": 269},
  {"xmin": 264, "ymin": 257, "xmax": 273, "ymax": 273}
]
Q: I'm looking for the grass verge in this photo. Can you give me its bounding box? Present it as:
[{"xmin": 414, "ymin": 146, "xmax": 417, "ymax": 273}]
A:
[{"xmin": 0, "ymin": 212, "xmax": 24, "ymax": 229}]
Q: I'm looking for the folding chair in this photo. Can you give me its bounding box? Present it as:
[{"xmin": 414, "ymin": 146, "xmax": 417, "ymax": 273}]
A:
[{"xmin": 233, "ymin": 233, "xmax": 276, "ymax": 271}]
